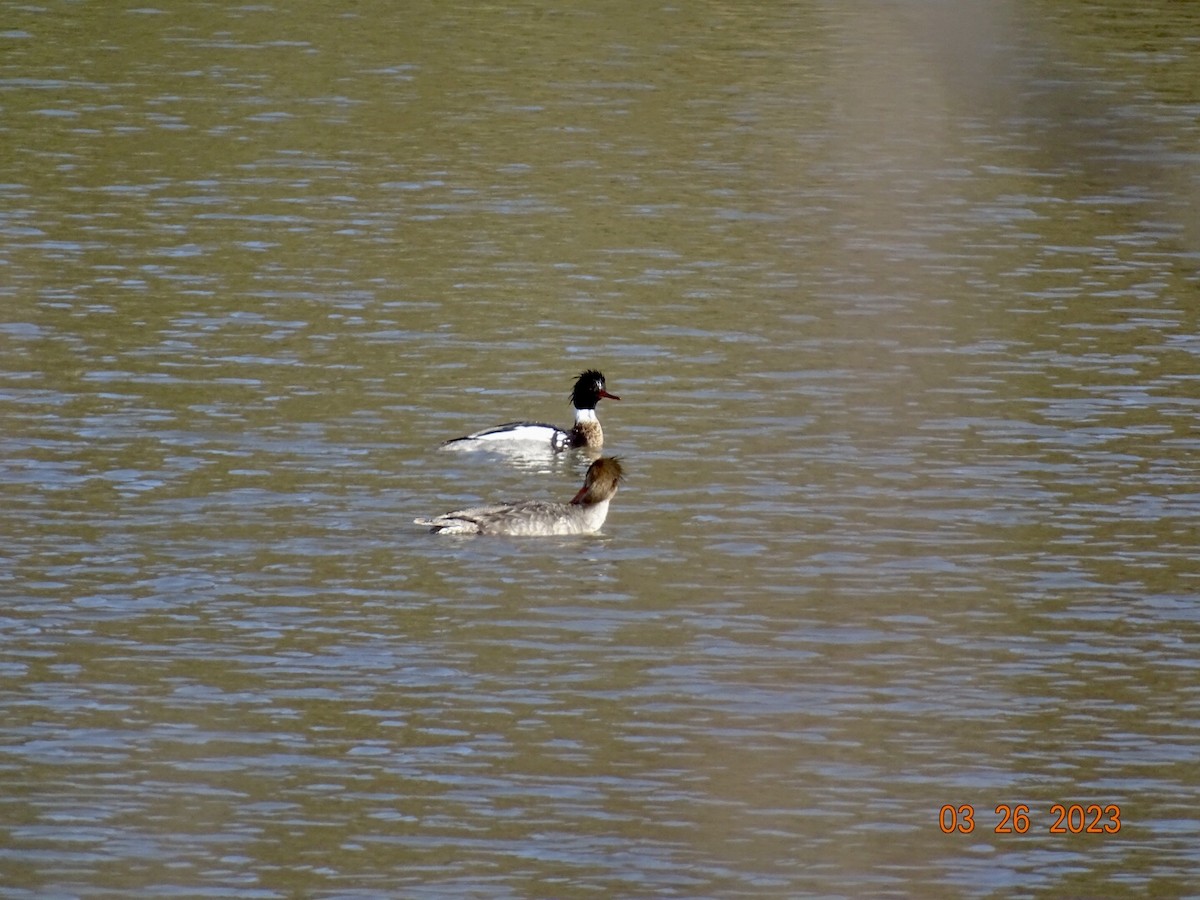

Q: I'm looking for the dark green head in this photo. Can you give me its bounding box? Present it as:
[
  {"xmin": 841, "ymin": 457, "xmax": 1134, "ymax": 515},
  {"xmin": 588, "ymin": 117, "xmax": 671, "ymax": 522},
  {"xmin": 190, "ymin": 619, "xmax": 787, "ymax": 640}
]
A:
[{"xmin": 570, "ymin": 370, "xmax": 619, "ymax": 409}]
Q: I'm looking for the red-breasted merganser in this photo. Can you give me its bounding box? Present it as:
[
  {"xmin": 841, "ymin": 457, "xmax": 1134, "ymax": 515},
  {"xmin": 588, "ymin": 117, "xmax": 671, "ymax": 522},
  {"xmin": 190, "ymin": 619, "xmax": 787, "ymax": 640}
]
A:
[
  {"xmin": 415, "ymin": 457, "xmax": 623, "ymax": 535},
  {"xmin": 440, "ymin": 370, "xmax": 620, "ymax": 452}
]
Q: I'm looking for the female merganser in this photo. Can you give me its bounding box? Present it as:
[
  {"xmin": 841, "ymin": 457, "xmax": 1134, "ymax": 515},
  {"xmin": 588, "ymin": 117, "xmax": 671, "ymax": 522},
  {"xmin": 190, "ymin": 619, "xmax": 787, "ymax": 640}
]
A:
[
  {"xmin": 440, "ymin": 370, "xmax": 620, "ymax": 452},
  {"xmin": 416, "ymin": 457, "xmax": 623, "ymax": 535}
]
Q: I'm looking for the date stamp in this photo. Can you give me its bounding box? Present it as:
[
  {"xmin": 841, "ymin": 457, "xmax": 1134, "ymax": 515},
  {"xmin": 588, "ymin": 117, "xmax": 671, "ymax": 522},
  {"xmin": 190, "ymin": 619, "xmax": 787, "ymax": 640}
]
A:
[{"xmin": 939, "ymin": 804, "xmax": 1121, "ymax": 835}]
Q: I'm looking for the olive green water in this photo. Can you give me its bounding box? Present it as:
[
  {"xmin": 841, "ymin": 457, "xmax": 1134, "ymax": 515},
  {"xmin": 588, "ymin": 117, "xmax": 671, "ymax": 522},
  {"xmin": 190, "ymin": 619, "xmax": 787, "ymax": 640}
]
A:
[{"xmin": 2, "ymin": 1, "xmax": 1199, "ymax": 897}]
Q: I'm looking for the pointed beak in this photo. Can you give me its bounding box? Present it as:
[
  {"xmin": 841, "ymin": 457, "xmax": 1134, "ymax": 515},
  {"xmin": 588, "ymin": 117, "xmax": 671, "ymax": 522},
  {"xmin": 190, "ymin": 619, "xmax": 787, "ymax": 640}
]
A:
[
  {"xmin": 570, "ymin": 484, "xmax": 590, "ymax": 504},
  {"xmin": 598, "ymin": 389, "xmax": 620, "ymax": 401}
]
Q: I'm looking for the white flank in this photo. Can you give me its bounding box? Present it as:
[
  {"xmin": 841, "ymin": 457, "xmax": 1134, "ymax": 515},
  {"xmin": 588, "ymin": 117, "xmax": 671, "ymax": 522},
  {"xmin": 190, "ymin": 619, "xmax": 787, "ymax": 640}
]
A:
[
  {"xmin": 442, "ymin": 423, "xmax": 561, "ymax": 447},
  {"xmin": 474, "ymin": 424, "xmax": 556, "ymax": 442}
]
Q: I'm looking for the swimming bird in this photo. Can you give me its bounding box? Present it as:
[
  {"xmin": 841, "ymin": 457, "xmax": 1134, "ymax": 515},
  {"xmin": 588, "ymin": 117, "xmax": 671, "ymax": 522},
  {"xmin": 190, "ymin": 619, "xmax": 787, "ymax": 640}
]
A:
[
  {"xmin": 416, "ymin": 457, "xmax": 623, "ymax": 535},
  {"xmin": 440, "ymin": 370, "xmax": 619, "ymax": 452}
]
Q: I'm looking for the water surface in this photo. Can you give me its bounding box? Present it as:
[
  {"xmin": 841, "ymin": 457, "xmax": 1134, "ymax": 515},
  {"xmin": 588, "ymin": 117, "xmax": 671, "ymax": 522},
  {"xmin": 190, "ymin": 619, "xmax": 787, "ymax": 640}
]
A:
[{"xmin": 2, "ymin": 1, "xmax": 1199, "ymax": 897}]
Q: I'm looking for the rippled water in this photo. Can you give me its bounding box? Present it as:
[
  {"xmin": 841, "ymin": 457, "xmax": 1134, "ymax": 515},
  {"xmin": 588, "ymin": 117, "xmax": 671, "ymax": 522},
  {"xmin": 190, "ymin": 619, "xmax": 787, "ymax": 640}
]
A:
[{"xmin": 3, "ymin": 1, "xmax": 1199, "ymax": 897}]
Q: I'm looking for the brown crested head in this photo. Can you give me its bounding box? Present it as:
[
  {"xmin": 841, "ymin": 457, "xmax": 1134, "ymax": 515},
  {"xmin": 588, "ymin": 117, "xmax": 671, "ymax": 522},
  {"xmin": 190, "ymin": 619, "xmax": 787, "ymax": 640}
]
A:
[{"xmin": 570, "ymin": 456, "xmax": 623, "ymax": 505}]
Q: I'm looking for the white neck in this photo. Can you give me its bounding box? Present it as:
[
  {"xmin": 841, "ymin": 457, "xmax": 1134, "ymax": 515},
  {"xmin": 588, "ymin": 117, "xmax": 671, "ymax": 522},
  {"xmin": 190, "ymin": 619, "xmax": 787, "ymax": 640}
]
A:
[
  {"xmin": 574, "ymin": 407, "xmax": 598, "ymax": 424},
  {"xmin": 575, "ymin": 497, "xmax": 610, "ymax": 531}
]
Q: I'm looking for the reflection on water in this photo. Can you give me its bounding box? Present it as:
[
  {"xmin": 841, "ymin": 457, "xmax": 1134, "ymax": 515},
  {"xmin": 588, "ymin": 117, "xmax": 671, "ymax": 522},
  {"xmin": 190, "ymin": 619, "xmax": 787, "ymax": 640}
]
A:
[{"xmin": 3, "ymin": 0, "xmax": 1199, "ymax": 896}]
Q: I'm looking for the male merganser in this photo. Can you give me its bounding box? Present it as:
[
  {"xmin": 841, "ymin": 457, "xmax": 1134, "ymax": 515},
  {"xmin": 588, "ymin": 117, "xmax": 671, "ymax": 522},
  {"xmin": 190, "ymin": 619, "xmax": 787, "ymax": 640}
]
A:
[
  {"xmin": 415, "ymin": 457, "xmax": 623, "ymax": 535},
  {"xmin": 440, "ymin": 370, "xmax": 620, "ymax": 452}
]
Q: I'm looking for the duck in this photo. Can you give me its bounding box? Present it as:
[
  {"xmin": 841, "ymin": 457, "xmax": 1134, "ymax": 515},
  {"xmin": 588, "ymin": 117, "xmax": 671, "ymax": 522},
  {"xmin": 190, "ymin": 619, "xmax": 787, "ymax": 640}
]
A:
[
  {"xmin": 416, "ymin": 457, "xmax": 623, "ymax": 535},
  {"xmin": 440, "ymin": 370, "xmax": 619, "ymax": 452}
]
